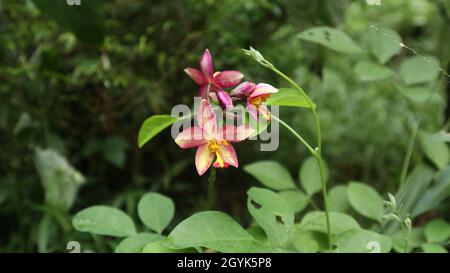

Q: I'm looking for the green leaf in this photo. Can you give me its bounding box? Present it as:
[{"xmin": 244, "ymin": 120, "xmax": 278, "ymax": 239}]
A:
[
  {"xmin": 347, "ymin": 182, "xmax": 383, "ymax": 222},
  {"xmin": 328, "ymin": 185, "xmax": 350, "ymax": 213},
  {"xmin": 115, "ymin": 233, "xmax": 164, "ymax": 253},
  {"xmin": 34, "ymin": 148, "xmax": 85, "ymax": 210},
  {"xmin": 244, "ymin": 161, "xmax": 296, "ymax": 190},
  {"xmin": 395, "ymin": 84, "xmax": 433, "ymax": 104},
  {"xmin": 279, "ymin": 190, "xmax": 309, "ymax": 213},
  {"xmin": 168, "ymin": 211, "xmax": 257, "ymax": 253},
  {"xmin": 73, "ymin": 205, "xmax": 137, "ymax": 237},
  {"xmin": 354, "ymin": 61, "xmax": 394, "ymax": 81},
  {"xmin": 265, "ymin": 88, "xmax": 315, "ymax": 108},
  {"xmin": 422, "ymin": 243, "xmax": 448, "ymax": 253},
  {"xmin": 299, "ymin": 157, "xmax": 328, "ymax": 196},
  {"xmin": 246, "ymin": 226, "xmax": 267, "ymax": 243},
  {"xmin": 367, "ymin": 26, "xmax": 402, "ymax": 64},
  {"xmin": 292, "ymin": 230, "xmax": 328, "ymax": 253},
  {"xmin": 32, "ymin": 0, "xmax": 106, "ymax": 46},
  {"xmin": 425, "ymin": 219, "xmax": 450, "ymax": 244},
  {"xmin": 297, "ymin": 27, "xmax": 362, "ymax": 54},
  {"xmin": 138, "ymin": 192, "xmax": 175, "ymax": 234},
  {"xmin": 420, "ymin": 132, "xmax": 449, "ymax": 170},
  {"xmin": 297, "ymin": 211, "xmax": 361, "ymax": 236},
  {"xmin": 392, "ymin": 228, "xmax": 426, "ymax": 253},
  {"xmin": 138, "ymin": 115, "xmax": 177, "ymax": 148},
  {"xmin": 143, "ymin": 239, "xmax": 197, "ymax": 253},
  {"xmin": 335, "ymin": 229, "xmax": 392, "ymax": 253},
  {"xmin": 400, "ymin": 56, "xmax": 440, "ymax": 85},
  {"xmin": 247, "ymin": 187, "xmax": 294, "ymax": 247},
  {"xmin": 414, "ymin": 166, "xmax": 450, "ymax": 216}
]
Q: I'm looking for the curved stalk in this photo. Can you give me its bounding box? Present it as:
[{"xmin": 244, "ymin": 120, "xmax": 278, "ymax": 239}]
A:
[{"xmin": 269, "ymin": 66, "xmax": 332, "ymax": 249}]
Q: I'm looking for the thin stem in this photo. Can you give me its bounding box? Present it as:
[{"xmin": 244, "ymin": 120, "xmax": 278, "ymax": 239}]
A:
[
  {"xmin": 269, "ymin": 65, "xmax": 332, "ymax": 249},
  {"xmin": 399, "ymin": 121, "xmax": 420, "ymax": 189},
  {"xmin": 207, "ymin": 167, "xmax": 217, "ymax": 209},
  {"xmin": 271, "ymin": 115, "xmax": 316, "ymax": 156}
]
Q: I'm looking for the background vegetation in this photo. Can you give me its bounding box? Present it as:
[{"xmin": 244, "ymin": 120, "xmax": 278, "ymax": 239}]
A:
[{"xmin": 1, "ymin": 0, "xmax": 449, "ymax": 252}]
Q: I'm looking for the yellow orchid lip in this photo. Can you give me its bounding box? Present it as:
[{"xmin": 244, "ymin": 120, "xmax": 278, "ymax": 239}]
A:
[{"xmin": 207, "ymin": 140, "xmax": 230, "ymax": 168}]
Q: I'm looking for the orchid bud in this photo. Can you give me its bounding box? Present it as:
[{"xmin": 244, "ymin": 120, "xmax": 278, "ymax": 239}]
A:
[
  {"xmin": 230, "ymin": 81, "xmax": 256, "ymax": 98},
  {"xmin": 216, "ymin": 90, "xmax": 233, "ymax": 109}
]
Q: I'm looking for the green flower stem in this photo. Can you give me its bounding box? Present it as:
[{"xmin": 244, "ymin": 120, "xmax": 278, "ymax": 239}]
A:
[
  {"xmin": 269, "ymin": 66, "xmax": 332, "ymax": 250},
  {"xmin": 271, "ymin": 115, "xmax": 315, "ymax": 155},
  {"xmin": 398, "ymin": 120, "xmax": 420, "ymax": 188},
  {"xmin": 207, "ymin": 167, "xmax": 217, "ymax": 209}
]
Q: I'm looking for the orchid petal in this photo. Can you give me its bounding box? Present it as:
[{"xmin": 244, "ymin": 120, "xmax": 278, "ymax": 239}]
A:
[
  {"xmin": 198, "ymin": 85, "xmax": 209, "ymax": 98},
  {"xmin": 200, "ymin": 49, "xmax": 214, "ymax": 78},
  {"xmin": 217, "ymin": 144, "xmax": 238, "ymax": 168},
  {"xmin": 258, "ymin": 104, "xmax": 271, "ymax": 121},
  {"xmin": 216, "ymin": 90, "xmax": 233, "ymax": 109},
  {"xmin": 197, "ymin": 99, "xmax": 216, "ymax": 137},
  {"xmin": 184, "ymin": 68, "xmax": 207, "ymax": 85},
  {"xmin": 175, "ymin": 127, "xmax": 207, "ymax": 148},
  {"xmin": 214, "ymin": 71, "xmax": 244, "ymax": 88},
  {"xmin": 195, "ymin": 143, "xmax": 214, "ymax": 175},
  {"xmin": 221, "ymin": 125, "xmax": 254, "ymax": 142},
  {"xmin": 249, "ymin": 83, "xmax": 278, "ymax": 98},
  {"xmin": 230, "ymin": 81, "xmax": 256, "ymax": 97}
]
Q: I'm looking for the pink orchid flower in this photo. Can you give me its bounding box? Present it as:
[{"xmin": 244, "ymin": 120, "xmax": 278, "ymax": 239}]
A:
[
  {"xmin": 175, "ymin": 99, "xmax": 253, "ymax": 176},
  {"xmin": 184, "ymin": 49, "xmax": 243, "ymax": 107},
  {"xmin": 231, "ymin": 82, "xmax": 278, "ymax": 121}
]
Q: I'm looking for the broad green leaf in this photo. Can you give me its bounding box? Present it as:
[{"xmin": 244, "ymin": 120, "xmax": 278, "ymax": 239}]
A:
[
  {"xmin": 138, "ymin": 115, "xmax": 177, "ymax": 148},
  {"xmin": 354, "ymin": 61, "xmax": 394, "ymax": 81},
  {"xmin": 279, "ymin": 190, "xmax": 309, "ymax": 213},
  {"xmin": 367, "ymin": 26, "xmax": 402, "ymax": 64},
  {"xmin": 143, "ymin": 239, "xmax": 197, "ymax": 253},
  {"xmin": 32, "ymin": 0, "xmax": 105, "ymax": 46},
  {"xmin": 424, "ymin": 219, "xmax": 450, "ymax": 244},
  {"xmin": 292, "ymin": 230, "xmax": 328, "ymax": 253},
  {"xmin": 335, "ymin": 229, "xmax": 392, "ymax": 253},
  {"xmin": 414, "ymin": 166, "xmax": 450, "ymax": 216},
  {"xmin": 115, "ymin": 233, "xmax": 164, "ymax": 253},
  {"xmin": 400, "ymin": 56, "xmax": 440, "ymax": 85},
  {"xmin": 328, "ymin": 185, "xmax": 350, "ymax": 213},
  {"xmin": 392, "ymin": 228, "xmax": 426, "ymax": 253},
  {"xmin": 73, "ymin": 205, "xmax": 136, "ymax": 237},
  {"xmin": 422, "ymin": 243, "xmax": 447, "ymax": 253},
  {"xmin": 244, "ymin": 161, "xmax": 296, "ymax": 190},
  {"xmin": 297, "ymin": 27, "xmax": 362, "ymax": 54},
  {"xmin": 347, "ymin": 182, "xmax": 383, "ymax": 222},
  {"xmin": 420, "ymin": 132, "xmax": 449, "ymax": 170},
  {"xmin": 266, "ymin": 88, "xmax": 315, "ymax": 108},
  {"xmin": 299, "ymin": 157, "xmax": 329, "ymax": 196},
  {"xmin": 34, "ymin": 148, "xmax": 85, "ymax": 210},
  {"xmin": 168, "ymin": 211, "xmax": 256, "ymax": 253},
  {"xmin": 247, "ymin": 226, "xmax": 267, "ymax": 243},
  {"xmin": 138, "ymin": 192, "xmax": 175, "ymax": 234},
  {"xmin": 297, "ymin": 211, "xmax": 361, "ymax": 236},
  {"xmin": 247, "ymin": 187, "xmax": 294, "ymax": 247},
  {"xmin": 395, "ymin": 84, "xmax": 433, "ymax": 104}
]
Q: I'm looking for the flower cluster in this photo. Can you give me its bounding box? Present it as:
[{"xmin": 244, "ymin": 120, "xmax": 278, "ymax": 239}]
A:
[{"xmin": 177, "ymin": 49, "xmax": 279, "ymax": 175}]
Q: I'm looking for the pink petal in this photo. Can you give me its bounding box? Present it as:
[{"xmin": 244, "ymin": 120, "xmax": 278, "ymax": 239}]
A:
[
  {"xmin": 175, "ymin": 127, "xmax": 207, "ymax": 148},
  {"xmin": 221, "ymin": 125, "xmax": 254, "ymax": 142},
  {"xmin": 258, "ymin": 105, "xmax": 271, "ymax": 121},
  {"xmin": 200, "ymin": 49, "xmax": 214, "ymax": 78},
  {"xmin": 217, "ymin": 144, "xmax": 238, "ymax": 168},
  {"xmin": 249, "ymin": 83, "xmax": 278, "ymax": 98},
  {"xmin": 214, "ymin": 71, "xmax": 244, "ymax": 88},
  {"xmin": 230, "ymin": 81, "xmax": 256, "ymax": 97},
  {"xmin": 195, "ymin": 143, "xmax": 214, "ymax": 175},
  {"xmin": 184, "ymin": 68, "xmax": 207, "ymax": 85},
  {"xmin": 247, "ymin": 104, "xmax": 259, "ymax": 122},
  {"xmin": 198, "ymin": 85, "xmax": 209, "ymax": 98},
  {"xmin": 197, "ymin": 99, "xmax": 216, "ymax": 137},
  {"xmin": 216, "ymin": 90, "xmax": 233, "ymax": 109}
]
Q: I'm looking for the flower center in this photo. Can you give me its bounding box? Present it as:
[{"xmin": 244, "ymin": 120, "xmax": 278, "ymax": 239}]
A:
[{"xmin": 207, "ymin": 140, "xmax": 229, "ymax": 168}]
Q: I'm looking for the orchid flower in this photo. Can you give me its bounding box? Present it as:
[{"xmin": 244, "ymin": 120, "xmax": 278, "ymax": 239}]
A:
[
  {"xmin": 175, "ymin": 99, "xmax": 253, "ymax": 176},
  {"xmin": 231, "ymin": 82, "xmax": 278, "ymax": 121},
  {"xmin": 184, "ymin": 49, "xmax": 243, "ymax": 108}
]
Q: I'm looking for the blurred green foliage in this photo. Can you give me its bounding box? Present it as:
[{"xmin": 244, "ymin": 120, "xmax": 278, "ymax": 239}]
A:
[{"xmin": 0, "ymin": 0, "xmax": 449, "ymax": 252}]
